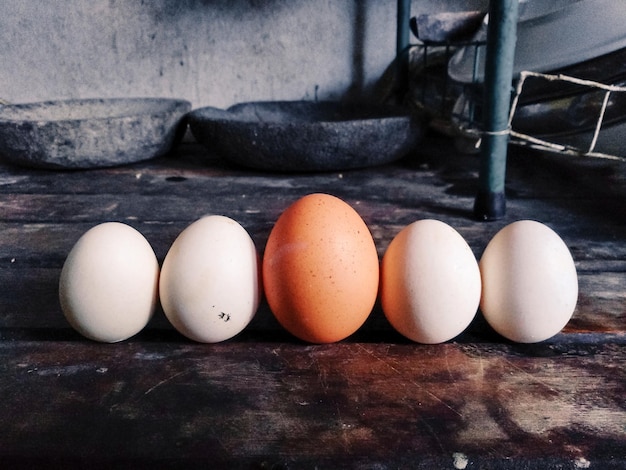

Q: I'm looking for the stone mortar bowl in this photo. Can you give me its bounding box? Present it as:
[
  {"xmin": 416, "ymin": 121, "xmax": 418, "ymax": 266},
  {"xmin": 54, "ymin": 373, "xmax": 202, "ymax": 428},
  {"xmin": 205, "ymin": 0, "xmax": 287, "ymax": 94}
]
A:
[
  {"xmin": 188, "ymin": 100, "xmax": 424, "ymax": 172},
  {"xmin": 0, "ymin": 98, "xmax": 191, "ymax": 169}
]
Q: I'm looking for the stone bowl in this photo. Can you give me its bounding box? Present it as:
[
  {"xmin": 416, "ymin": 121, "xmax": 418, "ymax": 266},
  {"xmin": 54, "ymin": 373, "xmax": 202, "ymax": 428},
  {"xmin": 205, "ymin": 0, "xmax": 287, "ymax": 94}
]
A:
[
  {"xmin": 187, "ymin": 101, "xmax": 424, "ymax": 172},
  {"xmin": 0, "ymin": 98, "xmax": 191, "ymax": 169}
]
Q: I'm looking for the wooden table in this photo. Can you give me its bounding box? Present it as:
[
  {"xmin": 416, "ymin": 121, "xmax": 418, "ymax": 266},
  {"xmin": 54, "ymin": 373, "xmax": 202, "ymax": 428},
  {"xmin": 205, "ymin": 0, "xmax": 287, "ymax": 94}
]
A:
[{"xmin": 1, "ymin": 133, "xmax": 624, "ymax": 469}]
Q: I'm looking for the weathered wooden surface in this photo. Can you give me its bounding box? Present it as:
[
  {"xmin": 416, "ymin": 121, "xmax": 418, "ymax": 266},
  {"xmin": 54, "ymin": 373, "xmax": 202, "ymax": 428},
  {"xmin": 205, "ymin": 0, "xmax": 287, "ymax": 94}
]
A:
[
  {"xmin": 1, "ymin": 340, "xmax": 624, "ymax": 469},
  {"xmin": 0, "ymin": 133, "xmax": 624, "ymax": 468}
]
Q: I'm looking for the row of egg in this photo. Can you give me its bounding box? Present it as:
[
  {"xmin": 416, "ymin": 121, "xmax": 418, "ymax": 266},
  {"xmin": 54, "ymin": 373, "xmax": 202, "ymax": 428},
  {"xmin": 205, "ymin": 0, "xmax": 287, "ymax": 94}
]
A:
[{"xmin": 59, "ymin": 193, "xmax": 578, "ymax": 345}]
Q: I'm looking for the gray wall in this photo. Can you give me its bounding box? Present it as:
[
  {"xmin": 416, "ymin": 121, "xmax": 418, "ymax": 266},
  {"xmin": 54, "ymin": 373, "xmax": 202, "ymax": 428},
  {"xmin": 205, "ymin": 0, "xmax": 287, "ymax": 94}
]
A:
[
  {"xmin": 0, "ymin": 1, "xmax": 397, "ymax": 108},
  {"xmin": 0, "ymin": 0, "xmax": 489, "ymax": 109}
]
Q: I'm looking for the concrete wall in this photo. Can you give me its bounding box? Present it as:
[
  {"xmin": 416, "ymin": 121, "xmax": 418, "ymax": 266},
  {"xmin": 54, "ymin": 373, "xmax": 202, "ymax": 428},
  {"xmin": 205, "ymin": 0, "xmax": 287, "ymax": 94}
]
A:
[
  {"xmin": 0, "ymin": 0, "xmax": 392, "ymax": 108},
  {"xmin": 0, "ymin": 0, "xmax": 488, "ymax": 109}
]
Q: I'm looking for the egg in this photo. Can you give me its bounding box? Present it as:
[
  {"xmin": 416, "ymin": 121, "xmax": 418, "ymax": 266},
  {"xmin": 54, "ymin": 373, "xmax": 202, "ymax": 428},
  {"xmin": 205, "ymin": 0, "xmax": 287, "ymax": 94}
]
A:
[
  {"xmin": 159, "ymin": 215, "xmax": 261, "ymax": 343},
  {"xmin": 263, "ymin": 193, "xmax": 379, "ymax": 343},
  {"xmin": 380, "ymin": 219, "xmax": 481, "ymax": 344},
  {"xmin": 479, "ymin": 220, "xmax": 578, "ymax": 343},
  {"xmin": 59, "ymin": 222, "xmax": 159, "ymax": 342}
]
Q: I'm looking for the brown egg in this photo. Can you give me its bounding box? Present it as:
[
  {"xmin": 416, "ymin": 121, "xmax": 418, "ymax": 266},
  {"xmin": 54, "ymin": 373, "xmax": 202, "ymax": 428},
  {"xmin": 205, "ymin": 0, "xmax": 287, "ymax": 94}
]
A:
[{"xmin": 263, "ymin": 193, "xmax": 379, "ymax": 343}]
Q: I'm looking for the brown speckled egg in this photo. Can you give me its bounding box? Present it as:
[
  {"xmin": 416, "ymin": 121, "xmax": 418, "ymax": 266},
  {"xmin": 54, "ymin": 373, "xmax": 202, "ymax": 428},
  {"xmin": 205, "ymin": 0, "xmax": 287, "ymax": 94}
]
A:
[{"xmin": 262, "ymin": 193, "xmax": 379, "ymax": 343}]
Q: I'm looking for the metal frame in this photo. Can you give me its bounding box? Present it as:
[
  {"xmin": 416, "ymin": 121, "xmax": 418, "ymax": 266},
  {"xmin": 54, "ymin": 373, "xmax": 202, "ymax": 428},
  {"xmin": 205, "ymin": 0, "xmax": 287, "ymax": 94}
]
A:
[{"xmin": 397, "ymin": 0, "xmax": 519, "ymax": 221}]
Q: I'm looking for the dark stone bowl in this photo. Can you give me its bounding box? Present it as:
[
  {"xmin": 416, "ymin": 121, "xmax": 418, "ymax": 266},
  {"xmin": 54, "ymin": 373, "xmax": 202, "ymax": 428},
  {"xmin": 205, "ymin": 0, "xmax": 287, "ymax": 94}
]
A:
[
  {"xmin": 187, "ymin": 101, "xmax": 424, "ymax": 172},
  {"xmin": 0, "ymin": 98, "xmax": 191, "ymax": 169}
]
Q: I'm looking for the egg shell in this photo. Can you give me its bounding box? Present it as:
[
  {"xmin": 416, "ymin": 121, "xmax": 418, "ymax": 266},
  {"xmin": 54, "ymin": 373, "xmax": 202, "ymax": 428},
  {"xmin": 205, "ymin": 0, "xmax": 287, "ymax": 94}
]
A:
[
  {"xmin": 262, "ymin": 193, "xmax": 379, "ymax": 343},
  {"xmin": 380, "ymin": 219, "xmax": 481, "ymax": 344},
  {"xmin": 159, "ymin": 215, "xmax": 261, "ymax": 343},
  {"xmin": 59, "ymin": 222, "xmax": 159, "ymax": 343},
  {"xmin": 479, "ymin": 220, "xmax": 578, "ymax": 343}
]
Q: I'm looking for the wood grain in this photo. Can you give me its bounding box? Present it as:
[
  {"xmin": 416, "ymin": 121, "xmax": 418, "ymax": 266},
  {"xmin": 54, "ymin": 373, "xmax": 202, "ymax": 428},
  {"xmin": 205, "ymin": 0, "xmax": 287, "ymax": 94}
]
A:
[{"xmin": 0, "ymin": 340, "xmax": 624, "ymax": 469}]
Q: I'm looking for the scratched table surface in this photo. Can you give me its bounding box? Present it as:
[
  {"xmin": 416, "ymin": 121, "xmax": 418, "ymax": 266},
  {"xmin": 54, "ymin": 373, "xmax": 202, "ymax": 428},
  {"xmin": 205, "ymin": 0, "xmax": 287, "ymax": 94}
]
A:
[{"xmin": 0, "ymin": 132, "xmax": 624, "ymax": 469}]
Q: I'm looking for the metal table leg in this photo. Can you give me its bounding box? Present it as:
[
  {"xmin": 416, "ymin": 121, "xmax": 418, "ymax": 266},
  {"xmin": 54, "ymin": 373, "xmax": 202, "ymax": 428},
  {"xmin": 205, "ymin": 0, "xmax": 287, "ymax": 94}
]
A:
[{"xmin": 474, "ymin": 0, "xmax": 519, "ymax": 220}]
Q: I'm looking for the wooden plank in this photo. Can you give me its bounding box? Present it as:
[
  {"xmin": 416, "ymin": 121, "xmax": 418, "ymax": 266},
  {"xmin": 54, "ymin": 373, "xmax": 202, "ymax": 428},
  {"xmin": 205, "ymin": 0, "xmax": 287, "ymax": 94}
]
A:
[
  {"xmin": 1, "ymin": 264, "xmax": 624, "ymax": 335},
  {"xmin": 0, "ymin": 340, "xmax": 623, "ymax": 468},
  {"xmin": 1, "ymin": 218, "xmax": 626, "ymax": 268},
  {"xmin": 0, "ymin": 135, "xmax": 623, "ymax": 335},
  {"xmin": 0, "ymin": 135, "xmax": 624, "ymax": 468}
]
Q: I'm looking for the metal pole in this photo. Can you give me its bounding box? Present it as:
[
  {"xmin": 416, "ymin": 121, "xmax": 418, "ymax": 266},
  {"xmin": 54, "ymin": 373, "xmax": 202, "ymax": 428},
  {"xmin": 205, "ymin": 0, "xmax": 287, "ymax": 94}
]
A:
[
  {"xmin": 396, "ymin": 0, "xmax": 411, "ymax": 100},
  {"xmin": 473, "ymin": 0, "xmax": 519, "ymax": 221}
]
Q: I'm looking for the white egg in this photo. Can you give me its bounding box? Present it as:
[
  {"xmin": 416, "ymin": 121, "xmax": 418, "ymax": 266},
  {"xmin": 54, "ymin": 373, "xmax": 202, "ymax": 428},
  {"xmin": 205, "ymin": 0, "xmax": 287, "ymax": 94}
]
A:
[
  {"xmin": 479, "ymin": 220, "xmax": 578, "ymax": 343},
  {"xmin": 380, "ymin": 219, "xmax": 481, "ymax": 344},
  {"xmin": 59, "ymin": 222, "xmax": 159, "ymax": 342},
  {"xmin": 159, "ymin": 215, "xmax": 261, "ymax": 343}
]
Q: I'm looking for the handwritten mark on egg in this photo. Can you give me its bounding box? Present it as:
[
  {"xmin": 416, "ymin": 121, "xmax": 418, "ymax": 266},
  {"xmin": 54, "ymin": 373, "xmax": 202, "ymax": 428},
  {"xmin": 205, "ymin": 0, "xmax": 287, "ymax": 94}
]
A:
[{"xmin": 218, "ymin": 312, "xmax": 231, "ymax": 322}]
